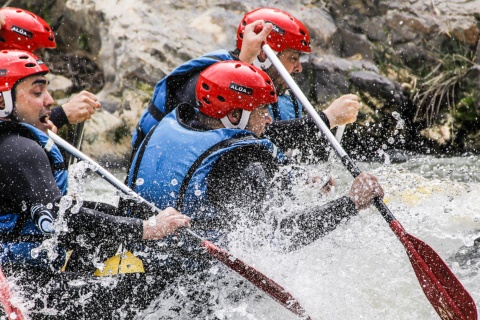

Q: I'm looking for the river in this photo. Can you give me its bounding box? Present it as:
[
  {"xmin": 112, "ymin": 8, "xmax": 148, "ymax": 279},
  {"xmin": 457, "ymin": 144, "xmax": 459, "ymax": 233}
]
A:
[{"xmin": 82, "ymin": 155, "xmax": 479, "ymax": 319}]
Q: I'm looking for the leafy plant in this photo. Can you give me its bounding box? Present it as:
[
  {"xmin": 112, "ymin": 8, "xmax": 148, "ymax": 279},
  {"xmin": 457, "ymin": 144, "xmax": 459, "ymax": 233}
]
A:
[{"xmin": 412, "ymin": 36, "xmax": 475, "ymax": 126}]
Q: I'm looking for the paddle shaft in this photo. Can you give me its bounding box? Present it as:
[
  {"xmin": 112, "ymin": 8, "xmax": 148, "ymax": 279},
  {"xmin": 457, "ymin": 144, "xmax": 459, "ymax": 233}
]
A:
[
  {"xmin": 262, "ymin": 43, "xmax": 477, "ymax": 319},
  {"xmin": 68, "ymin": 122, "xmax": 85, "ymax": 168},
  {"xmin": 48, "ymin": 130, "xmax": 311, "ymax": 320}
]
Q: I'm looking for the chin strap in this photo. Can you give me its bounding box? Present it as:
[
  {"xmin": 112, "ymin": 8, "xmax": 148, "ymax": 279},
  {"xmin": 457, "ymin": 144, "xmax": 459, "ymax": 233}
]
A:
[
  {"xmin": 252, "ymin": 49, "xmax": 278, "ymax": 71},
  {"xmin": 220, "ymin": 110, "xmax": 252, "ymax": 130},
  {"xmin": 0, "ymin": 90, "xmax": 14, "ymax": 118}
]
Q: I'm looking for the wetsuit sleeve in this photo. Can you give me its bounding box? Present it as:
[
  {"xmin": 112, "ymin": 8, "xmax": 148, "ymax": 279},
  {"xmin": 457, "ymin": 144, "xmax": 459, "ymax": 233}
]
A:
[
  {"xmin": 264, "ymin": 113, "xmax": 332, "ymax": 162},
  {"xmin": 173, "ymin": 72, "xmax": 200, "ymax": 108},
  {"xmin": 277, "ymin": 196, "xmax": 357, "ymax": 251},
  {"xmin": 0, "ymin": 134, "xmax": 143, "ymax": 241},
  {"xmin": 63, "ymin": 206, "xmax": 143, "ymax": 242},
  {"xmin": 207, "ymin": 147, "xmax": 272, "ymax": 223},
  {"xmin": 205, "ymin": 143, "xmax": 358, "ymax": 250},
  {"xmin": 50, "ymin": 106, "xmax": 70, "ymax": 129}
]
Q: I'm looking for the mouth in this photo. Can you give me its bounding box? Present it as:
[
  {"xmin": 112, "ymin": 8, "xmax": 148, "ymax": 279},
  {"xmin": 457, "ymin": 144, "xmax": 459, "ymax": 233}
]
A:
[{"xmin": 39, "ymin": 111, "xmax": 51, "ymax": 124}]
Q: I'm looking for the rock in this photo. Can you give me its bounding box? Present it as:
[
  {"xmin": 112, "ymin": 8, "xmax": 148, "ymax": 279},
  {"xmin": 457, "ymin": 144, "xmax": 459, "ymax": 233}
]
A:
[
  {"xmin": 16, "ymin": 0, "xmax": 480, "ymax": 162},
  {"xmin": 45, "ymin": 74, "xmax": 73, "ymax": 100}
]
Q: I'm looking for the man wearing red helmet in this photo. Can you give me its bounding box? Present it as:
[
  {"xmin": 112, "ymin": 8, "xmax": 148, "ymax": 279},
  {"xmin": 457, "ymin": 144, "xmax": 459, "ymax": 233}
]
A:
[
  {"xmin": 0, "ymin": 7, "xmax": 101, "ymax": 131},
  {"xmin": 126, "ymin": 61, "xmax": 383, "ymax": 285},
  {"xmin": 0, "ymin": 50, "xmax": 190, "ymax": 318},
  {"xmin": 130, "ymin": 7, "xmax": 359, "ymax": 166}
]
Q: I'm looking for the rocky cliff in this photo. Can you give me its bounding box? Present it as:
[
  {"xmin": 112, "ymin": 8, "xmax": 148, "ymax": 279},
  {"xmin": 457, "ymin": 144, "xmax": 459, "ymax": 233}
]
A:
[{"xmin": 15, "ymin": 0, "xmax": 480, "ymax": 164}]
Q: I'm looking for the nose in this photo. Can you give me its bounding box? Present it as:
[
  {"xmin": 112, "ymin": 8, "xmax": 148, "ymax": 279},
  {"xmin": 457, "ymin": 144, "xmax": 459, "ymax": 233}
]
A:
[
  {"xmin": 44, "ymin": 91, "xmax": 55, "ymax": 108},
  {"xmin": 293, "ymin": 60, "xmax": 302, "ymax": 73}
]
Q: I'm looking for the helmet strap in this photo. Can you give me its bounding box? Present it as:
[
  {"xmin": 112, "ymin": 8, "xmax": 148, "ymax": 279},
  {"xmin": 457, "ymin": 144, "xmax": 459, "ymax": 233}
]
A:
[
  {"xmin": 253, "ymin": 49, "xmax": 278, "ymax": 71},
  {"xmin": 0, "ymin": 90, "xmax": 14, "ymax": 118},
  {"xmin": 220, "ymin": 110, "xmax": 252, "ymax": 130}
]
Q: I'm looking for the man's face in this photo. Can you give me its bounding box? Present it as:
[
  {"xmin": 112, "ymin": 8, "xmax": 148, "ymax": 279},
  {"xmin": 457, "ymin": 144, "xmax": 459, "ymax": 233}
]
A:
[
  {"xmin": 245, "ymin": 104, "xmax": 273, "ymax": 136},
  {"xmin": 13, "ymin": 74, "xmax": 55, "ymax": 133},
  {"xmin": 264, "ymin": 48, "xmax": 302, "ymax": 95}
]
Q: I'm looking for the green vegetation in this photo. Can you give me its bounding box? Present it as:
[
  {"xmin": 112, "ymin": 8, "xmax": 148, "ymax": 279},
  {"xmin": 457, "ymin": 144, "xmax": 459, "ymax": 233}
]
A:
[
  {"xmin": 78, "ymin": 33, "xmax": 90, "ymax": 51},
  {"xmin": 412, "ymin": 37, "xmax": 475, "ymax": 126}
]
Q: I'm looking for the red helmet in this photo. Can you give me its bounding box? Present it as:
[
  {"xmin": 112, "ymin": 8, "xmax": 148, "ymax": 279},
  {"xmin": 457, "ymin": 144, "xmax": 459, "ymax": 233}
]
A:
[
  {"xmin": 0, "ymin": 7, "xmax": 56, "ymax": 52},
  {"xmin": 236, "ymin": 8, "xmax": 311, "ymax": 53},
  {"xmin": 196, "ymin": 61, "xmax": 277, "ymax": 120},
  {"xmin": 0, "ymin": 50, "xmax": 49, "ymax": 117}
]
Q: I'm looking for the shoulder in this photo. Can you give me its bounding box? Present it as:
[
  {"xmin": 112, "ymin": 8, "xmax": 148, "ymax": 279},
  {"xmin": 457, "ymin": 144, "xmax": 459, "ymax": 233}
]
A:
[
  {"xmin": 0, "ymin": 131, "xmax": 46, "ymax": 166},
  {"xmin": 212, "ymin": 142, "xmax": 278, "ymax": 181}
]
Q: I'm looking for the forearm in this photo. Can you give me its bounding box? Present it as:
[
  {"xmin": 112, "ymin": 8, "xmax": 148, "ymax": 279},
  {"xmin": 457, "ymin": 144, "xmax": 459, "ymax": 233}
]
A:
[
  {"xmin": 62, "ymin": 205, "xmax": 143, "ymax": 242},
  {"xmin": 278, "ymin": 196, "xmax": 357, "ymax": 251},
  {"xmin": 264, "ymin": 114, "xmax": 332, "ymax": 161}
]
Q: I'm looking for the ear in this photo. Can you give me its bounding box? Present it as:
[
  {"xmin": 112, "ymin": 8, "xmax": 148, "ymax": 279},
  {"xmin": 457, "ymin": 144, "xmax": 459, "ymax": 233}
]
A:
[{"xmin": 227, "ymin": 109, "xmax": 242, "ymax": 125}]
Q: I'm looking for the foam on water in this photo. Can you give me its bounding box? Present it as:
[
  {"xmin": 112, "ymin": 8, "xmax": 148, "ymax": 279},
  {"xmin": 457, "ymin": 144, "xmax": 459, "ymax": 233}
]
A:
[{"xmin": 80, "ymin": 156, "xmax": 479, "ymax": 319}]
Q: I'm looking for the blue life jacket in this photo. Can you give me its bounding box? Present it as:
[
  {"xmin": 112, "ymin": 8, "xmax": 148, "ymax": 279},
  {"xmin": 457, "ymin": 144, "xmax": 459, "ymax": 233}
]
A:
[
  {"xmin": 132, "ymin": 49, "xmax": 235, "ymax": 151},
  {"xmin": 269, "ymin": 89, "xmax": 303, "ymax": 121},
  {"xmin": 0, "ymin": 121, "xmax": 68, "ymax": 269},
  {"xmin": 127, "ymin": 106, "xmax": 285, "ymax": 272}
]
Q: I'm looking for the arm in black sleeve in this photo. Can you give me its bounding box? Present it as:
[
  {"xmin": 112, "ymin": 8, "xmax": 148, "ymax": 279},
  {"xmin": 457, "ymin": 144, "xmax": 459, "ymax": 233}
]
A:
[
  {"xmin": 277, "ymin": 196, "xmax": 357, "ymax": 251},
  {"xmin": 264, "ymin": 113, "xmax": 332, "ymax": 162},
  {"xmin": 49, "ymin": 106, "xmax": 70, "ymax": 129},
  {"xmin": 62, "ymin": 205, "xmax": 143, "ymax": 243},
  {"xmin": 0, "ymin": 134, "xmax": 143, "ymax": 242},
  {"xmin": 203, "ymin": 139, "xmax": 358, "ymax": 251},
  {"xmin": 206, "ymin": 146, "xmax": 274, "ymax": 228}
]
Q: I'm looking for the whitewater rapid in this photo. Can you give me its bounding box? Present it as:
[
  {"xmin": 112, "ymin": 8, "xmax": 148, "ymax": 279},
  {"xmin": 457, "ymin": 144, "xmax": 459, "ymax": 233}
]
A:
[{"xmin": 83, "ymin": 155, "xmax": 479, "ymax": 319}]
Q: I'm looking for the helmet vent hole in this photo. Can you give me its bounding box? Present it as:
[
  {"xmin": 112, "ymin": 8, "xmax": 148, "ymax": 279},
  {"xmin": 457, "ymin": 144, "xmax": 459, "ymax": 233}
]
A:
[
  {"xmin": 0, "ymin": 37, "xmax": 5, "ymax": 43},
  {"xmin": 25, "ymin": 63, "xmax": 36, "ymax": 68},
  {"xmin": 270, "ymin": 91, "xmax": 275, "ymax": 96},
  {"xmin": 266, "ymin": 80, "xmax": 272, "ymax": 85},
  {"xmin": 217, "ymin": 96, "xmax": 226, "ymax": 102},
  {"xmin": 300, "ymin": 30, "xmax": 306, "ymax": 36},
  {"xmin": 202, "ymin": 83, "xmax": 210, "ymax": 91},
  {"xmin": 19, "ymin": 55, "xmax": 29, "ymax": 60},
  {"xmin": 234, "ymin": 64, "xmax": 241, "ymax": 69},
  {"xmin": 202, "ymin": 97, "xmax": 211, "ymax": 105},
  {"xmin": 301, "ymin": 40, "xmax": 307, "ymax": 46}
]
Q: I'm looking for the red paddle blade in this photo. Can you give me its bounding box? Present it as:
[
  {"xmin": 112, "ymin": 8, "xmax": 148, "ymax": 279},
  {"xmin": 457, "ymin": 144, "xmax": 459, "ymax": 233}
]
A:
[
  {"xmin": 390, "ymin": 221, "xmax": 477, "ymax": 320},
  {"xmin": 0, "ymin": 268, "xmax": 24, "ymax": 320},
  {"xmin": 201, "ymin": 240, "xmax": 311, "ymax": 320}
]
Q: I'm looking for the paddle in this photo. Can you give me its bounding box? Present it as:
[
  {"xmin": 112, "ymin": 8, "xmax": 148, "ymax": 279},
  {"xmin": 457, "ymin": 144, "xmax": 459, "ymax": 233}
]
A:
[
  {"xmin": 321, "ymin": 124, "xmax": 345, "ymax": 190},
  {"xmin": 262, "ymin": 43, "xmax": 477, "ymax": 319},
  {"xmin": 0, "ymin": 268, "xmax": 24, "ymax": 320},
  {"xmin": 48, "ymin": 130, "xmax": 312, "ymax": 320},
  {"xmin": 67, "ymin": 122, "xmax": 85, "ymax": 168}
]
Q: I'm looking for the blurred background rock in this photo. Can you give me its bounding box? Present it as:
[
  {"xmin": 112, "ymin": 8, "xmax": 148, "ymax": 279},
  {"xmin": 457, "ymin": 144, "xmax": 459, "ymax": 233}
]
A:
[{"xmin": 12, "ymin": 0, "xmax": 480, "ymax": 165}]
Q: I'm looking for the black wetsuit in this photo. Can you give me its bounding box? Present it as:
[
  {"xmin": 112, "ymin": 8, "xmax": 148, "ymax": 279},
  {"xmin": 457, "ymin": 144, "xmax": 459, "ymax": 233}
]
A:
[
  {"xmin": 0, "ymin": 125, "xmax": 164, "ymax": 319},
  {"xmin": 50, "ymin": 106, "xmax": 69, "ymax": 129}
]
